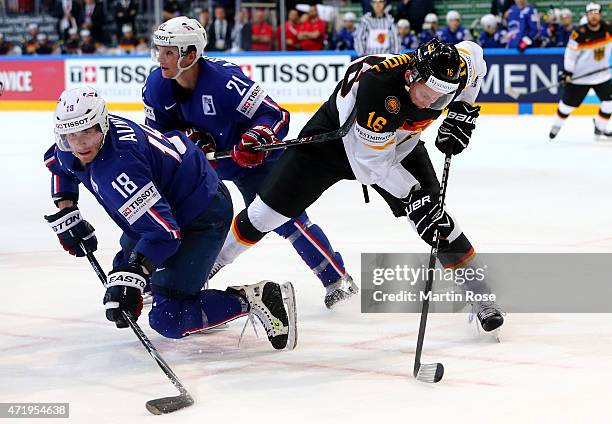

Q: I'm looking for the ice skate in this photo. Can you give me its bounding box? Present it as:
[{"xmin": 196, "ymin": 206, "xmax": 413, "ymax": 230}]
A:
[
  {"xmin": 593, "ymin": 119, "xmax": 612, "ymax": 140},
  {"xmin": 549, "ymin": 125, "xmax": 561, "ymax": 140},
  {"xmin": 469, "ymin": 301, "xmax": 504, "ymax": 338},
  {"xmin": 324, "ymin": 275, "xmax": 359, "ymax": 309},
  {"xmin": 228, "ymin": 281, "xmax": 297, "ymax": 350}
]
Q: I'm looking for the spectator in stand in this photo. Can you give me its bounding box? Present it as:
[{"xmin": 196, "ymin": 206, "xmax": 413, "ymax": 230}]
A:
[
  {"xmin": 478, "ymin": 13, "xmax": 506, "ymax": 48},
  {"xmin": 297, "ymin": 5, "xmax": 326, "ymax": 51},
  {"xmin": 491, "ymin": 0, "xmax": 514, "ymax": 17},
  {"xmin": 231, "ymin": 8, "xmax": 252, "ymax": 52},
  {"xmin": 54, "ymin": 0, "xmax": 82, "ymax": 42},
  {"xmin": 333, "ymin": 12, "xmax": 357, "ymax": 51},
  {"xmin": 281, "ymin": 9, "xmax": 300, "ymax": 50},
  {"xmin": 162, "ymin": 0, "xmax": 182, "ymax": 22},
  {"xmin": 80, "ymin": 0, "xmax": 105, "ymax": 44},
  {"xmin": 209, "ymin": 5, "xmax": 233, "ymax": 51},
  {"xmin": 80, "ymin": 29, "xmax": 98, "ymax": 54},
  {"xmin": 439, "ymin": 10, "xmax": 473, "ymax": 44},
  {"xmin": 418, "ymin": 13, "xmax": 439, "ymax": 45},
  {"xmin": 354, "ymin": 0, "xmax": 400, "ymax": 56},
  {"xmin": 199, "ymin": 8, "xmax": 210, "ymax": 31},
  {"xmin": 62, "ymin": 27, "xmax": 81, "ymax": 54},
  {"xmin": 395, "ymin": 0, "xmax": 435, "ymax": 36},
  {"xmin": 118, "ymin": 23, "xmax": 139, "ymax": 54},
  {"xmin": 115, "ymin": 0, "xmax": 138, "ymax": 42},
  {"xmin": 0, "ymin": 33, "xmax": 15, "ymax": 55},
  {"xmin": 251, "ymin": 8, "xmax": 274, "ymax": 51},
  {"xmin": 556, "ymin": 9, "xmax": 574, "ymax": 47},
  {"xmin": 397, "ymin": 19, "xmax": 418, "ymax": 50},
  {"xmin": 35, "ymin": 33, "xmax": 54, "ymax": 54},
  {"xmin": 506, "ymin": 0, "xmax": 540, "ymax": 52},
  {"xmin": 22, "ymin": 23, "xmax": 39, "ymax": 55}
]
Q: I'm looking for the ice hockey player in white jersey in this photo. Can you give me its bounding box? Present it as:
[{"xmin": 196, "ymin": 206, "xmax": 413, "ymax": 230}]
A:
[
  {"xmin": 549, "ymin": 2, "xmax": 612, "ymax": 140},
  {"xmin": 213, "ymin": 39, "xmax": 504, "ymax": 333}
]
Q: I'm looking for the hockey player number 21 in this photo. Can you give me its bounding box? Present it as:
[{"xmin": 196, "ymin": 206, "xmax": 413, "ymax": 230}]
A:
[
  {"xmin": 226, "ymin": 75, "xmax": 249, "ymax": 96},
  {"xmin": 367, "ymin": 111, "xmax": 387, "ymax": 132}
]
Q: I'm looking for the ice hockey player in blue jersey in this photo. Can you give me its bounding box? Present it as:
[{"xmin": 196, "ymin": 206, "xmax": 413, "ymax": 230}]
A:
[
  {"xmin": 506, "ymin": 0, "xmax": 541, "ymax": 51},
  {"xmin": 477, "ymin": 14, "xmax": 507, "ymax": 48},
  {"xmin": 43, "ymin": 86, "xmax": 297, "ymax": 349},
  {"xmin": 439, "ymin": 11, "xmax": 473, "ymax": 45},
  {"xmin": 142, "ymin": 16, "xmax": 357, "ymax": 309}
]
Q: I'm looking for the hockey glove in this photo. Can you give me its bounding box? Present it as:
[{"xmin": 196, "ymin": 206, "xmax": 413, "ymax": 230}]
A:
[
  {"xmin": 103, "ymin": 264, "xmax": 148, "ymax": 328},
  {"xmin": 559, "ymin": 70, "xmax": 573, "ymax": 86},
  {"xmin": 185, "ymin": 127, "xmax": 217, "ymax": 168},
  {"xmin": 435, "ymin": 101, "xmax": 480, "ymax": 156},
  {"xmin": 517, "ymin": 36, "xmax": 532, "ymax": 52},
  {"xmin": 44, "ymin": 206, "xmax": 97, "ymax": 257},
  {"xmin": 404, "ymin": 188, "xmax": 455, "ymax": 249},
  {"xmin": 231, "ymin": 125, "xmax": 280, "ymax": 168}
]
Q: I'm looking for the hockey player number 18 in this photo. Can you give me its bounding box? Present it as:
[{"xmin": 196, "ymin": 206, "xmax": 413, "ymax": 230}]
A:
[{"xmin": 112, "ymin": 173, "xmax": 138, "ymax": 199}]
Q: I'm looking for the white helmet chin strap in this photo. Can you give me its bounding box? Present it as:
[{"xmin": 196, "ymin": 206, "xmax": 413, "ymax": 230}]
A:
[{"xmin": 172, "ymin": 54, "xmax": 199, "ymax": 80}]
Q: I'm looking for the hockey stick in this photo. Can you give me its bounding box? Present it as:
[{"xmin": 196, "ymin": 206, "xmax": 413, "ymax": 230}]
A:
[
  {"xmin": 504, "ymin": 65, "xmax": 612, "ymax": 100},
  {"xmin": 82, "ymin": 247, "xmax": 194, "ymax": 415},
  {"xmin": 206, "ymin": 105, "xmax": 358, "ymax": 161},
  {"xmin": 413, "ymin": 151, "xmax": 453, "ymax": 384}
]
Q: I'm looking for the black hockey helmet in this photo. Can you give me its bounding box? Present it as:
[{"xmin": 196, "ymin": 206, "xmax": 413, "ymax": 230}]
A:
[{"xmin": 411, "ymin": 38, "xmax": 461, "ymax": 94}]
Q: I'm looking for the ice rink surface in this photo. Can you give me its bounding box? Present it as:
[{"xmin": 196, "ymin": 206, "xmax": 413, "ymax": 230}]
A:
[{"xmin": 1, "ymin": 111, "xmax": 611, "ymax": 423}]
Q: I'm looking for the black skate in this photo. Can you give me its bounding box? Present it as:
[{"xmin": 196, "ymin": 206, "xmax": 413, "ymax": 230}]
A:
[
  {"xmin": 228, "ymin": 281, "xmax": 297, "ymax": 350},
  {"xmin": 593, "ymin": 119, "xmax": 612, "ymax": 140},
  {"xmin": 549, "ymin": 125, "xmax": 561, "ymax": 140},
  {"xmin": 475, "ymin": 302, "xmax": 504, "ymax": 332}
]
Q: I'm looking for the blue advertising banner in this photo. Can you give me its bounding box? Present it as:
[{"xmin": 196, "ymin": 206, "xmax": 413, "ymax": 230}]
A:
[{"xmin": 479, "ymin": 49, "xmax": 564, "ymax": 103}]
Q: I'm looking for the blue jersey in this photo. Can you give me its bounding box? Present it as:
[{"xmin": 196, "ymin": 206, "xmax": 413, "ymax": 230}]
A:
[
  {"xmin": 555, "ymin": 25, "xmax": 574, "ymax": 47},
  {"xmin": 142, "ymin": 57, "xmax": 290, "ymax": 181},
  {"xmin": 506, "ymin": 4, "xmax": 540, "ymax": 48},
  {"xmin": 477, "ymin": 30, "xmax": 506, "ymax": 48},
  {"xmin": 334, "ymin": 27, "xmax": 355, "ymax": 50},
  {"xmin": 400, "ymin": 32, "xmax": 418, "ymax": 50},
  {"xmin": 43, "ymin": 115, "xmax": 218, "ymax": 267},
  {"xmin": 438, "ymin": 26, "xmax": 473, "ymax": 44},
  {"xmin": 418, "ymin": 29, "xmax": 439, "ymax": 45}
]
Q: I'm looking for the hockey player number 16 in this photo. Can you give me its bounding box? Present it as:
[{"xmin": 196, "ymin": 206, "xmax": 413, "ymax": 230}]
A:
[{"xmin": 367, "ymin": 111, "xmax": 387, "ymax": 132}]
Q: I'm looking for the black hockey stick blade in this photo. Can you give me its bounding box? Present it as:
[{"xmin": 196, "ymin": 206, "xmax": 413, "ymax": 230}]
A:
[
  {"xmin": 145, "ymin": 393, "xmax": 195, "ymax": 415},
  {"xmin": 414, "ymin": 362, "xmax": 444, "ymax": 383}
]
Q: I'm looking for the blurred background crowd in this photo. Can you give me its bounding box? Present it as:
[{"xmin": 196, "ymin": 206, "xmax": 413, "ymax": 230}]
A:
[{"xmin": 0, "ymin": 0, "xmax": 608, "ymax": 56}]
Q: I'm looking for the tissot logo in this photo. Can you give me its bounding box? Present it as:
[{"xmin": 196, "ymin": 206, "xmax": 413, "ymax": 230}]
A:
[{"xmin": 70, "ymin": 64, "xmax": 156, "ymax": 84}]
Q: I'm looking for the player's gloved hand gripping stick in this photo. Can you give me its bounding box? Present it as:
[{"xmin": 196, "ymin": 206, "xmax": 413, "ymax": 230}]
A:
[{"xmin": 206, "ymin": 106, "xmax": 358, "ymax": 161}]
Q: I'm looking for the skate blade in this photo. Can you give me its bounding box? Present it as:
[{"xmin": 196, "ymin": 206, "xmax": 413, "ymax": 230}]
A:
[{"xmin": 281, "ymin": 282, "xmax": 298, "ymax": 350}]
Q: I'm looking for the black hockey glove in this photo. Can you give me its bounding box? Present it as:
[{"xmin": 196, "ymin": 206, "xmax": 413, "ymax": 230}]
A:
[
  {"xmin": 559, "ymin": 70, "xmax": 573, "ymax": 86},
  {"xmin": 44, "ymin": 206, "xmax": 97, "ymax": 257},
  {"xmin": 103, "ymin": 264, "xmax": 148, "ymax": 328},
  {"xmin": 435, "ymin": 101, "xmax": 480, "ymax": 156},
  {"xmin": 403, "ymin": 188, "xmax": 456, "ymax": 249}
]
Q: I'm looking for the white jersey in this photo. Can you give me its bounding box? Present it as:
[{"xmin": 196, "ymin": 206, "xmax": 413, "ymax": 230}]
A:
[
  {"xmin": 564, "ymin": 23, "xmax": 612, "ymax": 86},
  {"xmin": 353, "ymin": 12, "xmax": 401, "ymax": 56},
  {"xmin": 334, "ymin": 41, "xmax": 486, "ymax": 198}
]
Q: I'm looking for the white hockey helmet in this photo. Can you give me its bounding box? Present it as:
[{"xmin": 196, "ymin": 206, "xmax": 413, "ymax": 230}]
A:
[
  {"xmin": 446, "ymin": 10, "xmax": 461, "ymax": 24},
  {"xmin": 586, "ymin": 2, "xmax": 601, "ymax": 14},
  {"xmin": 480, "ymin": 14, "xmax": 497, "ymax": 31},
  {"xmin": 424, "ymin": 13, "xmax": 438, "ymax": 24},
  {"xmin": 54, "ymin": 86, "xmax": 109, "ymax": 152},
  {"xmin": 397, "ymin": 19, "xmax": 410, "ymax": 29},
  {"xmin": 343, "ymin": 12, "xmax": 356, "ymax": 22},
  {"xmin": 152, "ymin": 16, "xmax": 207, "ymax": 78}
]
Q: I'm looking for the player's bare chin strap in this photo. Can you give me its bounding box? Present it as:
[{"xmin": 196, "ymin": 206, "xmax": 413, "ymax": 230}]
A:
[{"xmin": 216, "ymin": 197, "xmax": 290, "ymax": 266}]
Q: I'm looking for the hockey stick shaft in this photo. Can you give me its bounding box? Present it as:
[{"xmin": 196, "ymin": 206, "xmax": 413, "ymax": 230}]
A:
[
  {"xmin": 506, "ymin": 65, "xmax": 612, "ymax": 99},
  {"xmin": 413, "ymin": 151, "xmax": 453, "ymax": 380},
  {"xmin": 206, "ymin": 105, "xmax": 357, "ymax": 160},
  {"xmin": 83, "ymin": 248, "xmax": 193, "ymax": 402}
]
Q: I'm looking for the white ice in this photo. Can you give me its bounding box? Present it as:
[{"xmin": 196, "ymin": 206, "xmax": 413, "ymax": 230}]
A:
[{"xmin": 1, "ymin": 111, "xmax": 611, "ymax": 423}]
